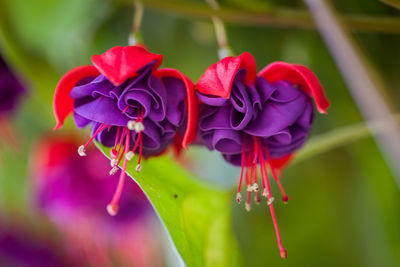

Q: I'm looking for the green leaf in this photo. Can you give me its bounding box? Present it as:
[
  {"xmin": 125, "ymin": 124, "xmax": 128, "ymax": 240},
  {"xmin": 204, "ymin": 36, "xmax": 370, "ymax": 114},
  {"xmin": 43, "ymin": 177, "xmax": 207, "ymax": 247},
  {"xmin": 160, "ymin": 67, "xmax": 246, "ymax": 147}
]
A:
[{"xmin": 97, "ymin": 143, "xmax": 241, "ymax": 267}]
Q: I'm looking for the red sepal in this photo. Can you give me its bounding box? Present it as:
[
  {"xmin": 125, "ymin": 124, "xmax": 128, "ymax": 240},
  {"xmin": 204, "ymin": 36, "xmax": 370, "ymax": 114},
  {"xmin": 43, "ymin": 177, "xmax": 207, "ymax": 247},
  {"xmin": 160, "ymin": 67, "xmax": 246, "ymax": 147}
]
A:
[
  {"xmin": 53, "ymin": 65, "xmax": 100, "ymax": 130},
  {"xmin": 268, "ymin": 153, "xmax": 294, "ymax": 174},
  {"xmin": 154, "ymin": 68, "xmax": 198, "ymax": 149},
  {"xmin": 196, "ymin": 52, "xmax": 257, "ymax": 99},
  {"xmin": 92, "ymin": 46, "xmax": 163, "ymax": 86},
  {"xmin": 259, "ymin": 62, "xmax": 330, "ymax": 113}
]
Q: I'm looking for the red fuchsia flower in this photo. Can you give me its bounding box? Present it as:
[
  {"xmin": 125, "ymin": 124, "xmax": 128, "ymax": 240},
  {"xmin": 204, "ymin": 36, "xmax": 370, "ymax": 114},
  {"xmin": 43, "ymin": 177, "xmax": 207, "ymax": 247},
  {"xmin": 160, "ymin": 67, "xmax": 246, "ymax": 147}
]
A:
[
  {"xmin": 196, "ymin": 52, "xmax": 330, "ymax": 258},
  {"xmin": 32, "ymin": 134, "xmax": 163, "ymax": 267},
  {"xmin": 53, "ymin": 45, "xmax": 198, "ymax": 216}
]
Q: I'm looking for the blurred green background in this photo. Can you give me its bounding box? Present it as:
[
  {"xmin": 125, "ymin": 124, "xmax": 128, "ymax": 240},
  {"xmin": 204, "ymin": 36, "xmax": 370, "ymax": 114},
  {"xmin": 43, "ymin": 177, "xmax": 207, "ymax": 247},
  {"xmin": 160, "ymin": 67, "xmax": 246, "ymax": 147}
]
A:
[{"xmin": 1, "ymin": 0, "xmax": 400, "ymax": 266}]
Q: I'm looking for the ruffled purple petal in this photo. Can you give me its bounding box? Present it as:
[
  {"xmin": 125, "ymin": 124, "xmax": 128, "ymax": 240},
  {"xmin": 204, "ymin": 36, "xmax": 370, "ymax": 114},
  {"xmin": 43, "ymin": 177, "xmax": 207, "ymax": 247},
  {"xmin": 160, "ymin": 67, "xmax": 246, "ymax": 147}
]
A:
[
  {"xmin": 198, "ymin": 72, "xmax": 314, "ymax": 165},
  {"xmin": 70, "ymin": 62, "xmax": 187, "ymax": 155}
]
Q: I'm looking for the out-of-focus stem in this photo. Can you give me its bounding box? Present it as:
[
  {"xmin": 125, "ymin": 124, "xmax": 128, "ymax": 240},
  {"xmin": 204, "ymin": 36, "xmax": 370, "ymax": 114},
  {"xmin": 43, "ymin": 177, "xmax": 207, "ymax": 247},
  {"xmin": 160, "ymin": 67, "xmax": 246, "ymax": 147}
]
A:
[
  {"xmin": 294, "ymin": 114, "xmax": 400, "ymax": 165},
  {"xmin": 380, "ymin": 0, "xmax": 400, "ymax": 10},
  {"xmin": 205, "ymin": 0, "xmax": 232, "ymax": 59},
  {"xmin": 303, "ymin": 0, "xmax": 400, "ymax": 187},
  {"xmin": 116, "ymin": 0, "xmax": 400, "ymax": 34},
  {"xmin": 128, "ymin": 0, "xmax": 144, "ymax": 45}
]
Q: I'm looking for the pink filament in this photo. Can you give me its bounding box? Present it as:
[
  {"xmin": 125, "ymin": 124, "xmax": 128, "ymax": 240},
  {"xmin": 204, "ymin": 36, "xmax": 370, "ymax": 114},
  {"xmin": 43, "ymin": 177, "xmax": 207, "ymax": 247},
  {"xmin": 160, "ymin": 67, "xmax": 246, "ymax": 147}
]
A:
[
  {"xmin": 84, "ymin": 123, "xmax": 108, "ymax": 148},
  {"xmin": 265, "ymin": 147, "xmax": 288, "ymax": 202},
  {"xmin": 114, "ymin": 126, "xmax": 121, "ymax": 149},
  {"xmin": 256, "ymin": 138, "xmax": 286, "ymax": 257},
  {"xmin": 237, "ymin": 136, "xmax": 247, "ymax": 193},
  {"xmin": 109, "ymin": 130, "xmax": 131, "ymax": 211}
]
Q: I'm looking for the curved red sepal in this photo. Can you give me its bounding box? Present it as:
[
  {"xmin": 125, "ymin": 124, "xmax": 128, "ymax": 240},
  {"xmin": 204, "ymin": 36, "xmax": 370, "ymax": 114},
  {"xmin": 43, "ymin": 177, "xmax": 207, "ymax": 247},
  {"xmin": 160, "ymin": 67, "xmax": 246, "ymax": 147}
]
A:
[
  {"xmin": 196, "ymin": 52, "xmax": 257, "ymax": 99},
  {"xmin": 259, "ymin": 62, "xmax": 330, "ymax": 114},
  {"xmin": 53, "ymin": 65, "xmax": 100, "ymax": 130},
  {"xmin": 268, "ymin": 153, "xmax": 294, "ymax": 174},
  {"xmin": 92, "ymin": 46, "xmax": 163, "ymax": 86},
  {"xmin": 154, "ymin": 68, "xmax": 198, "ymax": 150}
]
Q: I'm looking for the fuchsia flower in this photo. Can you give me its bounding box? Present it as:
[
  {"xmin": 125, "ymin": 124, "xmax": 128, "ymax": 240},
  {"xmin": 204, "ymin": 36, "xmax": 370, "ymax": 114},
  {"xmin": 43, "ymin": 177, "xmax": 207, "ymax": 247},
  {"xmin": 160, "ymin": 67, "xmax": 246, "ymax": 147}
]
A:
[
  {"xmin": 32, "ymin": 135, "xmax": 162, "ymax": 267},
  {"xmin": 53, "ymin": 45, "xmax": 198, "ymax": 215},
  {"xmin": 196, "ymin": 52, "xmax": 330, "ymax": 258}
]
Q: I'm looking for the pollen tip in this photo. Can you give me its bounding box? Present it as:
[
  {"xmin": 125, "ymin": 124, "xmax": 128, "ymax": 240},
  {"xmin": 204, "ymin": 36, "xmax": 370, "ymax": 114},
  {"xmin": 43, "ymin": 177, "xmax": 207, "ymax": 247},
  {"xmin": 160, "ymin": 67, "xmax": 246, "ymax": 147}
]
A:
[
  {"xmin": 110, "ymin": 159, "xmax": 117, "ymax": 167},
  {"xmin": 280, "ymin": 249, "xmax": 287, "ymax": 259},
  {"xmin": 262, "ymin": 188, "xmax": 268, "ymax": 198},
  {"xmin": 245, "ymin": 203, "xmax": 251, "ymax": 212},
  {"xmin": 78, "ymin": 145, "xmax": 86, "ymax": 156},
  {"xmin": 125, "ymin": 151, "xmax": 135, "ymax": 161},
  {"xmin": 134, "ymin": 122, "xmax": 144, "ymax": 133},
  {"xmin": 135, "ymin": 164, "xmax": 142, "ymax": 172},
  {"xmin": 106, "ymin": 204, "xmax": 118, "ymax": 216},
  {"xmin": 236, "ymin": 192, "xmax": 242, "ymax": 203},
  {"xmin": 255, "ymin": 196, "xmax": 261, "ymax": 205},
  {"xmin": 109, "ymin": 166, "xmax": 119, "ymax": 175},
  {"xmin": 267, "ymin": 197, "xmax": 275, "ymax": 206},
  {"xmin": 247, "ymin": 185, "xmax": 253, "ymax": 192},
  {"xmin": 127, "ymin": 120, "xmax": 136, "ymax": 130},
  {"xmin": 282, "ymin": 195, "xmax": 289, "ymax": 204},
  {"xmin": 252, "ymin": 183, "xmax": 259, "ymax": 192}
]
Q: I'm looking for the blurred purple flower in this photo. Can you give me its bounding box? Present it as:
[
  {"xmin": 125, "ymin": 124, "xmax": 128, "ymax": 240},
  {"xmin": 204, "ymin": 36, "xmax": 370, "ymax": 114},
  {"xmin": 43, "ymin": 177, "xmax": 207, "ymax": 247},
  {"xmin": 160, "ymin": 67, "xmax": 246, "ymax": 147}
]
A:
[
  {"xmin": 0, "ymin": 53, "xmax": 26, "ymax": 153},
  {"xmin": 32, "ymin": 134, "xmax": 163, "ymax": 267},
  {"xmin": 0, "ymin": 54, "xmax": 25, "ymax": 115},
  {"xmin": 0, "ymin": 222, "xmax": 79, "ymax": 267}
]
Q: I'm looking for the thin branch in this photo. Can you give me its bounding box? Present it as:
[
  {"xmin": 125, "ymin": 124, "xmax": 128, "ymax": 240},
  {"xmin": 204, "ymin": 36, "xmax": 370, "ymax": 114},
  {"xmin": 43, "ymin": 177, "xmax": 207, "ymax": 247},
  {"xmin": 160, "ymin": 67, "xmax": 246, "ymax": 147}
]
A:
[
  {"xmin": 304, "ymin": 0, "xmax": 400, "ymax": 187},
  {"xmin": 294, "ymin": 114, "xmax": 400, "ymax": 164},
  {"xmin": 380, "ymin": 0, "xmax": 400, "ymax": 10},
  {"xmin": 115, "ymin": 0, "xmax": 400, "ymax": 34}
]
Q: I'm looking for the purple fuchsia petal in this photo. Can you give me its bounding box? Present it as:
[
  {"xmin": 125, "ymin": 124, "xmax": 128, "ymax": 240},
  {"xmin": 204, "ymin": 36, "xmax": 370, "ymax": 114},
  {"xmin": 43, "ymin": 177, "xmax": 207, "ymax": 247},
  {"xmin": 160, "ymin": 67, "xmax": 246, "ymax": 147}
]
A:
[
  {"xmin": 198, "ymin": 67, "xmax": 314, "ymax": 166},
  {"xmin": 70, "ymin": 62, "xmax": 190, "ymax": 157},
  {"xmin": 154, "ymin": 68, "xmax": 198, "ymax": 150}
]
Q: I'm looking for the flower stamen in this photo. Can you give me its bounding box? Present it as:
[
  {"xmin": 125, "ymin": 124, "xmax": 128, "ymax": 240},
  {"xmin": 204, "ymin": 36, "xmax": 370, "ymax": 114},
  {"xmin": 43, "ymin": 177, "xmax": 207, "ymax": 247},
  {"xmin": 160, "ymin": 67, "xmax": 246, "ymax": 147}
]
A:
[
  {"xmin": 107, "ymin": 129, "xmax": 131, "ymax": 216},
  {"xmin": 237, "ymin": 136, "xmax": 246, "ymax": 203},
  {"xmin": 266, "ymin": 148, "xmax": 289, "ymax": 204},
  {"xmin": 256, "ymin": 138, "xmax": 287, "ymax": 259}
]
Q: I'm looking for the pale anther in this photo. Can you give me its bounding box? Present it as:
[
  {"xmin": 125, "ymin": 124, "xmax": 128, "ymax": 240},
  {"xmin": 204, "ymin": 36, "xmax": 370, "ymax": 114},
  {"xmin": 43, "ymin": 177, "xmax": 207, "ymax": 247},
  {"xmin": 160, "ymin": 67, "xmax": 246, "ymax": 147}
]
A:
[
  {"xmin": 125, "ymin": 151, "xmax": 135, "ymax": 160},
  {"xmin": 262, "ymin": 188, "xmax": 268, "ymax": 197},
  {"xmin": 252, "ymin": 183, "xmax": 259, "ymax": 192},
  {"xmin": 134, "ymin": 122, "xmax": 144, "ymax": 132},
  {"xmin": 135, "ymin": 164, "xmax": 142, "ymax": 172},
  {"xmin": 109, "ymin": 166, "xmax": 119, "ymax": 175},
  {"xmin": 110, "ymin": 159, "xmax": 117, "ymax": 167},
  {"xmin": 236, "ymin": 192, "xmax": 242, "ymax": 203},
  {"xmin": 127, "ymin": 120, "xmax": 136, "ymax": 130},
  {"xmin": 78, "ymin": 145, "xmax": 86, "ymax": 156},
  {"xmin": 245, "ymin": 203, "xmax": 251, "ymax": 212}
]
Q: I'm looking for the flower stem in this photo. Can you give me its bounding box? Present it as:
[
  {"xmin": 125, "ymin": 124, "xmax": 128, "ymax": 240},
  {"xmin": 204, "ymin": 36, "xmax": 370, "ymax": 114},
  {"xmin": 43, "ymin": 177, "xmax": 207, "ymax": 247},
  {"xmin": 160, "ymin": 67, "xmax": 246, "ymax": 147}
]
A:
[
  {"xmin": 128, "ymin": 0, "xmax": 144, "ymax": 45},
  {"xmin": 116, "ymin": 0, "xmax": 400, "ymax": 34},
  {"xmin": 303, "ymin": 0, "xmax": 400, "ymax": 187},
  {"xmin": 205, "ymin": 0, "xmax": 233, "ymax": 59},
  {"xmin": 380, "ymin": 0, "xmax": 400, "ymax": 10},
  {"xmin": 294, "ymin": 114, "xmax": 400, "ymax": 166}
]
